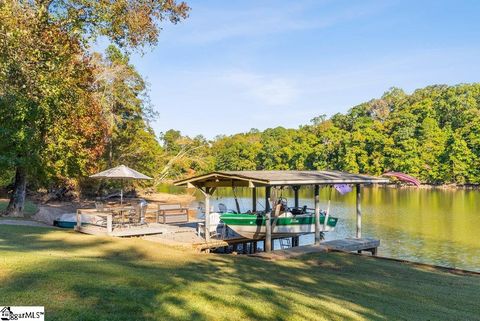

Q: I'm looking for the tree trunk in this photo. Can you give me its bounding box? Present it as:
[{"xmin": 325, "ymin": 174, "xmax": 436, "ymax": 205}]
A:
[
  {"xmin": 109, "ymin": 138, "xmax": 113, "ymax": 167},
  {"xmin": 5, "ymin": 166, "xmax": 27, "ymax": 217}
]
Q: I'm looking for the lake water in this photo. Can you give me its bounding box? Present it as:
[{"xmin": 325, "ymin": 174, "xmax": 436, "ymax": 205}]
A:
[{"xmin": 161, "ymin": 185, "xmax": 480, "ymax": 272}]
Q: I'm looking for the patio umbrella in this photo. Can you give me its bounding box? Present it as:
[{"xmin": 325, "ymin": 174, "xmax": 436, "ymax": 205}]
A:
[{"xmin": 90, "ymin": 165, "xmax": 153, "ymax": 204}]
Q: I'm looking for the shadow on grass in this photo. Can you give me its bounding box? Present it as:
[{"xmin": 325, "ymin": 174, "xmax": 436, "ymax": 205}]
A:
[{"xmin": 0, "ymin": 225, "xmax": 479, "ymax": 321}]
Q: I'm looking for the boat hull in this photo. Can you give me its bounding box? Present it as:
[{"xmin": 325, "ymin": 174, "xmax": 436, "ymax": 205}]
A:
[
  {"xmin": 53, "ymin": 220, "xmax": 76, "ymax": 228},
  {"xmin": 220, "ymin": 214, "xmax": 338, "ymax": 239}
]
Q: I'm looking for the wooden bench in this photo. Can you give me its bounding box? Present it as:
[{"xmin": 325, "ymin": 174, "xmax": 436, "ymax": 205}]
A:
[{"xmin": 144, "ymin": 204, "xmax": 189, "ymax": 224}]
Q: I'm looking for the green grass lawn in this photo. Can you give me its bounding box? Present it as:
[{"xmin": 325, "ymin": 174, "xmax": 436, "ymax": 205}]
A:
[
  {"xmin": 0, "ymin": 225, "xmax": 479, "ymax": 321},
  {"xmin": 0, "ymin": 199, "xmax": 38, "ymax": 217}
]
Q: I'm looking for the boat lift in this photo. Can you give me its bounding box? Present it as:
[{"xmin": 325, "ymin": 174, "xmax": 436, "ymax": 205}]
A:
[{"xmin": 174, "ymin": 170, "xmax": 389, "ymax": 253}]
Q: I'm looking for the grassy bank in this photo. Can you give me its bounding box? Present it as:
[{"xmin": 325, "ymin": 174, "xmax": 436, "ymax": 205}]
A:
[
  {"xmin": 0, "ymin": 199, "xmax": 38, "ymax": 217},
  {"xmin": 0, "ymin": 225, "xmax": 479, "ymax": 321}
]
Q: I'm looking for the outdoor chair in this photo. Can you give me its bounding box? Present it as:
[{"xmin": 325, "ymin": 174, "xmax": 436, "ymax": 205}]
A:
[
  {"xmin": 126, "ymin": 207, "xmax": 140, "ymax": 226},
  {"xmin": 218, "ymin": 203, "xmax": 227, "ymax": 213},
  {"xmin": 197, "ymin": 212, "xmax": 226, "ymax": 239},
  {"xmin": 95, "ymin": 201, "xmax": 105, "ymax": 212},
  {"xmin": 111, "ymin": 209, "xmax": 126, "ymax": 227}
]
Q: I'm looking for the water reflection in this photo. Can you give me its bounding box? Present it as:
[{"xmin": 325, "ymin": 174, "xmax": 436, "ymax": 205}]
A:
[{"xmin": 159, "ymin": 184, "xmax": 480, "ymax": 272}]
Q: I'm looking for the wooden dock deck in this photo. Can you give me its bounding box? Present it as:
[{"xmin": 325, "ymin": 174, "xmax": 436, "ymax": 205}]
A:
[
  {"xmin": 75, "ymin": 223, "xmax": 190, "ymax": 237},
  {"xmin": 144, "ymin": 231, "xmax": 261, "ymax": 252},
  {"xmin": 74, "ymin": 205, "xmax": 192, "ymax": 237},
  {"xmin": 322, "ymin": 237, "xmax": 379, "ymax": 254},
  {"xmin": 74, "ymin": 211, "xmax": 256, "ymax": 250},
  {"xmin": 251, "ymin": 238, "xmax": 380, "ymax": 260},
  {"xmin": 74, "ymin": 206, "xmax": 380, "ymax": 256}
]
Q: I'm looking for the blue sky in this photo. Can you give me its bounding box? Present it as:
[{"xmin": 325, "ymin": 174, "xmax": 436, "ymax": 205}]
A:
[{"xmin": 129, "ymin": 0, "xmax": 480, "ymax": 139}]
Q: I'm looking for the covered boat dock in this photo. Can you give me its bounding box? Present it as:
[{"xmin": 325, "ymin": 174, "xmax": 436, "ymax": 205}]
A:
[{"xmin": 174, "ymin": 170, "xmax": 389, "ymax": 253}]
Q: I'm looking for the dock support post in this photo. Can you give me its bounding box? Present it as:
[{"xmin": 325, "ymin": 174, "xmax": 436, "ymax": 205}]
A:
[
  {"xmin": 253, "ymin": 241, "xmax": 258, "ymax": 253},
  {"xmin": 205, "ymin": 192, "xmax": 211, "ymax": 242},
  {"xmin": 314, "ymin": 185, "xmax": 321, "ymax": 245},
  {"xmin": 293, "ymin": 236, "xmax": 299, "ymax": 247},
  {"xmin": 198, "ymin": 187, "xmax": 216, "ymax": 243},
  {"xmin": 106, "ymin": 214, "xmax": 113, "ymax": 235},
  {"xmin": 242, "ymin": 242, "xmax": 248, "ymax": 254},
  {"xmin": 196, "ymin": 186, "xmax": 216, "ymax": 243},
  {"xmin": 76, "ymin": 210, "xmax": 81, "ymax": 230},
  {"xmin": 252, "ymin": 187, "xmax": 257, "ymax": 212},
  {"xmin": 293, "ymin": 185, "xmax": 300, "ymax": 208},
  {"xmin": 356, "ymin": 184, "xmax": 362, "ymax": 239},
  {"xmin": 265, "ymin": 186, "xmax": 272, "ymax": 252},
  {"xmin": 265, "ymin": 186, "xmax": 271, "ymax": 212},
  {"xmin": 265, "ymin": 212, "xmax": 272, "ymax": 252}
]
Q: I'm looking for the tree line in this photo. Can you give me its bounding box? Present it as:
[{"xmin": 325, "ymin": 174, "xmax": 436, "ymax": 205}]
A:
[{"xmin": 163, "ymin": 84, "xmax": 480, "ymax": 185}]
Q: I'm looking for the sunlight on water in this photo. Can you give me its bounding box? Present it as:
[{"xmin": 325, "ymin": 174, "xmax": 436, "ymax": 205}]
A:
[{"xmin": 162, "ymin": 184, "xmax": 480, "ymax": 272}]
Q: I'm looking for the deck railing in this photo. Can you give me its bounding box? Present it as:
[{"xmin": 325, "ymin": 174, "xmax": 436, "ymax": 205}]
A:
[{"xmin": 76, "ymin": 203, "xmax": 189, "ymax": 235}]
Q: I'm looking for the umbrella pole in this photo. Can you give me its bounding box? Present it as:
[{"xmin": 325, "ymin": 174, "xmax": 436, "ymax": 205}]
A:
[{"xmin": 121, "ymin": 179, "xmax": 123, "ymax": 205}]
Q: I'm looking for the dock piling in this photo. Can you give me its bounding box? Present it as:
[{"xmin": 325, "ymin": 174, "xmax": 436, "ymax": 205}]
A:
[
  {"xmin": 314, "ymin": 185, "xmax": 321, "ymax": 245},
  {"xmin": 265, "ymin": 186, "xmax": 272, "ymax": 252},
  {"xmin": 293, "ymin": 185, "xmax": 300, "ymax": 208},
  {"xmin": 356, "ymin": 184, "xmax": 362, "ymax": 238}
]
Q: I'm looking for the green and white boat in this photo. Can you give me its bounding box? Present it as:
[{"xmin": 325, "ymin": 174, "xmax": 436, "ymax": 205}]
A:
[{"xmin": 220, "ymin": 211, "xmax": 338, "ymax": 239}]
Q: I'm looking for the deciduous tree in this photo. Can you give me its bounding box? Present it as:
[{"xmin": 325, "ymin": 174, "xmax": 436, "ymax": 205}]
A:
[{"xmin": 0, "ymin": 0, "xmax": 189, "ymax": 215}]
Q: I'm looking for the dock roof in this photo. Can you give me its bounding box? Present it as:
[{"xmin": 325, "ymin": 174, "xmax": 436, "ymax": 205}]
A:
[{"xmin": 174, "ymin": 170, "xmax": 389, "ymax": 188}]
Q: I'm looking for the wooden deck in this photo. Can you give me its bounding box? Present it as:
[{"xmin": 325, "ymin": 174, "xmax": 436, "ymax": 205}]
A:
[
  {"xmin": 75, "ymin": 204, "xmax": 190, "ymax": 237},
  {"xmin": 144, "ymin": 230, "xmax": 257, "ymax": 251},
  {"xmin": 322, "ymin": 237, "xmax": 379, "ymax": 254},
  {"xmin": 251, "ymin": 238, "xmax": 380, "ymax": 260},
  {"xmin": 75, "ymin": 223, "xmax": 191, "ymax": 237},
  {"xmin": 145, "ymin": 231, "xmax": 309, "ymax": 253},
  {"xmin": 74, "ymin": 205, "xmax": 380, "ymax": 256}
]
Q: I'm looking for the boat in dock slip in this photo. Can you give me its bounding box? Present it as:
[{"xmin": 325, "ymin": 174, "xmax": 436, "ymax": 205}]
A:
[
  {"xmin": 174, "ymin": 170, "xmax": 388, "ymax": 252},
  {"xmin": 220, "ymin": 210, "xmax": 338, "ymax": 239}
]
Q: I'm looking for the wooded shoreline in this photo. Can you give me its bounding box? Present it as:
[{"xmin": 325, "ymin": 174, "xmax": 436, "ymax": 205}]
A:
[{"xmin": 385, "ymin": 183, "xmax": 480, "ymax": 190}]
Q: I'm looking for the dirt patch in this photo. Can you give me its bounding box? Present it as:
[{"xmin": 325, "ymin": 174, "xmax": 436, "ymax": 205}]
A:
[
  {"xmin": 137, "ymin": 192, "xmax": 195, "ymax": 207},
  {"xmin": 33, "ymin": 201, "xmax": 89, "ymax": 225}
]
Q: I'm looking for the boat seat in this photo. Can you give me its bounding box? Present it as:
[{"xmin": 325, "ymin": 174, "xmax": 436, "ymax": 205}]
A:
[
  {"xmin": 290, "ymin": 205, "xmax": 307, "ymax": 215},
  {"xmin": 278, "ymin": 212, "xmax": 294, "ymax": 218}
]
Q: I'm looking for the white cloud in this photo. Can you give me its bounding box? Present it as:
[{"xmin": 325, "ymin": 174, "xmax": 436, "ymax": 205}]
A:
[
  {"xmin": 160, "ymin": 0, "xmax": 390, "ymax": 45},
  {"xmin": 223, "ymin": 71, "xmax": 299, "ymax": 106}
]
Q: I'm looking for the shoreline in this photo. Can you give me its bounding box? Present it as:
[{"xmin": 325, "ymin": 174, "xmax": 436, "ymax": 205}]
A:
[
  {"xmin": 383, "ymin": 183, "xmax": 480, "ymax": 190},
  {"xmin": 353, "ymin": 252, "xmax": 480, "ymax": 276}
]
